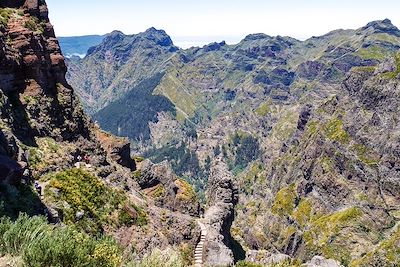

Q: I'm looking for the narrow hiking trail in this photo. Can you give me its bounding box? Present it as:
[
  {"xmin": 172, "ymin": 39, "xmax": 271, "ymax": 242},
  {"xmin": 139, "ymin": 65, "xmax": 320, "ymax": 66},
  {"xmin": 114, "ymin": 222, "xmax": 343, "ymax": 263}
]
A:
[{"xmin": 194, "ymin": 221, "xmax": 207, "ymax": 267}]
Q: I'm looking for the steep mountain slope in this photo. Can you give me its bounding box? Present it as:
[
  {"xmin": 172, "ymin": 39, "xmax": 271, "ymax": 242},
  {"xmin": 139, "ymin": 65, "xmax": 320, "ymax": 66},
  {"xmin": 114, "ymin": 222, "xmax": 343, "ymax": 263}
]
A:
[
  {"xmin": 68, "ymin": 19, "xmax": 400, "ymax": 182},
  {"xmin": 0, "ymin": 1, "xmax": 200, "ymax": 266},
  {"xmin": 67, "ymin": 19, "xmax": 400, "ymax": 266},
  {"xmin": 66, "ymin": 28, "xmax": 178, "ymax": 114},
  {"xmin": 233, "ymin": 57, "xmax": 400, "ymax": 265}
]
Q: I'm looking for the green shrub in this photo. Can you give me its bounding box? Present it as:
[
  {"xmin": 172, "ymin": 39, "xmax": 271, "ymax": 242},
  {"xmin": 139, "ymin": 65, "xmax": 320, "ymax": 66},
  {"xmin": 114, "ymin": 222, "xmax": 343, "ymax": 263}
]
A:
[
  {"xmin": 44, "ymin": 168, "xmax": 147, "ymax": 233},
  {"xmin": 0, "ymin": 183, "xmax": 45, "ymax": 219},
  {"xmin": 324, "ymin": 117, "xmax": 350, "ymax": 144},
  {"xmin": 271, "ymin": 184, "xmax": 297, "ymax": 217},
  {"xmin": 0, "ymin": 8, "xmax": 14, "ymax": 27},
  {"xmin": 0, "ymin": 214, "xmax": 122, "ymax": 267}
]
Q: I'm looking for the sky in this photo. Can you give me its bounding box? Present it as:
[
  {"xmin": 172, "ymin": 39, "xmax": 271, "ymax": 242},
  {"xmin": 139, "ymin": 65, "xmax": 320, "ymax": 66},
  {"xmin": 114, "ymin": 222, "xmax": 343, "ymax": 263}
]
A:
[{"xmin": 46, "ymin": 0, "xmax": 400, "ymax": 48}]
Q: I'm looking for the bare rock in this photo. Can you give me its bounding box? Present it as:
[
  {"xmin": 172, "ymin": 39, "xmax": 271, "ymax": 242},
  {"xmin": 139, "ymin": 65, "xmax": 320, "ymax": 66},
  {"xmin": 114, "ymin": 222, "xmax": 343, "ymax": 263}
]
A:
[
  {"xmin": 203, "ymin": 160, "xmax": 244, "ymax": 266},
  {"xmin": 138, "ymin": 160, "xmax": 200, "ymax": 216},
  {"xmin": 94, "ymin": 128, "xmax": 136, "ymax": 170},
  {"xmin": 303, "ymin": 256, "xmax": 344, "ymax": 267}
]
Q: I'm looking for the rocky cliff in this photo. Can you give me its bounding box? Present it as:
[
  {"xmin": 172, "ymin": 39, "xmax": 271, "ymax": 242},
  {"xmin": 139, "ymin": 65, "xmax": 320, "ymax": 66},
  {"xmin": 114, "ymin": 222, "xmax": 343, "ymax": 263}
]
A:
[
  {"xmin": 202, "ymin": 160, "xmax": 244, "ymax": 266},
  {"xmin": 232, "ymin": 57, "xmax": 400, "ymax": 265},
  {"xmin": 0, "ymin": 1, "xmax": 200, "ymax": 265},
  {"xmin": 0, "ymin": 0, "xmax": 90, "ymax": 184}
]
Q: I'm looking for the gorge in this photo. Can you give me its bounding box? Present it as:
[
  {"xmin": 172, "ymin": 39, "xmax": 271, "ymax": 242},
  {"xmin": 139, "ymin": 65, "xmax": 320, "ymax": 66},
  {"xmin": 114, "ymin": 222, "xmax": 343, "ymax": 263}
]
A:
[{"xmin": 0, "ymin": 0, "xmax": 399, "ymax": 266}]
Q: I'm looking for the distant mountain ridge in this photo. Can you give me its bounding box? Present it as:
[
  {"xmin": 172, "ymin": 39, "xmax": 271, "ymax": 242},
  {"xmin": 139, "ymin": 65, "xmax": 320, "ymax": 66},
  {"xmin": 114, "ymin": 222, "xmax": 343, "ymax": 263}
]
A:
[{"xmin": 59, "ymin": 34, "xmax": 105, "ymax": 57}]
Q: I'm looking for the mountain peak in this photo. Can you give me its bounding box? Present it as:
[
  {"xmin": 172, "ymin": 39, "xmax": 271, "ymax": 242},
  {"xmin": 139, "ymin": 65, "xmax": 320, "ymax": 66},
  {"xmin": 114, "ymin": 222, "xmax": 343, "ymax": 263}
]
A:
[
  {"xmin": 142, "ymin": 27, "xmax": 175, "ymax": 47},
  {"xmin": 145, "ymin": 27, "xmax": 162, "ymax": 33},
  {"xmin": 103, "ymin": 30, "xmax": 125, "ymax": 43},
  {"xmin": 109, "ymin": 30, "xmax": 125, "ymax": 36},
  {"xmin": 243, "ymin": 33, "xmax": 271, "ymax": 41},
  {"xmin": 361, "ymin": 19, "xmax": 400, "ymax": 36}
]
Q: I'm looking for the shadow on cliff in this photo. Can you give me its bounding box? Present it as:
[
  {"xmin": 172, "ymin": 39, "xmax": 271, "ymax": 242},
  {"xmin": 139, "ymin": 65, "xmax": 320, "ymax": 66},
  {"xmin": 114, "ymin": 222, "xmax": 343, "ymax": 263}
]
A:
[
  {"xmin": 0, "ymin": 182, "xmax": 46, "ymax": 220},
  {"xmin": 224, "ymin": 212, "xmax": 246, "ymax": 262},
  {"xmin": 6, "ymin": 91, "xmax": 37, "ymax": 147},
  {"xmin": 93, "ymin": 73, "xmax": 176, "ymax": 142}
]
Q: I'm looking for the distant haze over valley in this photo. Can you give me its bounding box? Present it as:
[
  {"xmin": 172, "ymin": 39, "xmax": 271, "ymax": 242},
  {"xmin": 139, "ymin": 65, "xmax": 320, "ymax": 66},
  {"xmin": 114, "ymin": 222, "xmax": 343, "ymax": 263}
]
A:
[
  {"xmin": 59, "ymin": 33, "xmax": 246, "ymax": 57},
  {"xmin": 59, "ymin": 20, "xmax": 400, "ymax": 58}
]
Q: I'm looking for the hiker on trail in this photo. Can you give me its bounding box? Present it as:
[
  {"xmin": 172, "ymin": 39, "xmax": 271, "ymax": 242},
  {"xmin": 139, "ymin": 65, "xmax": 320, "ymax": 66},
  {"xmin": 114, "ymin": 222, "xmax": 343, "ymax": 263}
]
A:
[
  {"xmin": 34, "ymin": 181, "xmax": 42, "ymax": 196},
  {"xmin": 84, "ymin": 155, "xmax": 89, "ymax": 164}
]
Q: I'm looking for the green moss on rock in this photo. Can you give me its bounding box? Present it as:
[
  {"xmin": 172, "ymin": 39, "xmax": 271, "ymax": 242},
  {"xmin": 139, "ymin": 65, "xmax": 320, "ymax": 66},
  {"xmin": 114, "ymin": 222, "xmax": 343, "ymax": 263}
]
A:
[
  {"xmin": 350, "ymin": 225, "xmax": 400, "ymax": 266},
  {"xmin": 324, "ymin": 117, "xmax": 350, "ymax": 144},
  {"xmin": 383, "ymin": 53, "xmax": 400, "ymax": 79},
  {"xmin": 0, "ymin": 8, "xmax": 14, "ymax": 27},
  {"xmin": 255, "ymin": 102, "xmax": 271, "ymax": 116},
  {"xmin": 293, "ymin": 199, "xmax": 312, "ymax": 227},
  {"xmin": 304, "ymin": 207, "xmax": 363, "ymax": 264},
  {"xmin": 351, "ymin": 143, "xmax": 379, "ymax": 166},
  {"xmin": 271, "ymin": 184, "xmax": 297, "ymax": 217}
]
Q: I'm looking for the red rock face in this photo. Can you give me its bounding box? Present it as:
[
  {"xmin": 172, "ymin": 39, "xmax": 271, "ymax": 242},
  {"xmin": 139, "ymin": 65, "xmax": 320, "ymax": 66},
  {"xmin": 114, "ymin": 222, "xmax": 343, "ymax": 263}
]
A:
[{"xmin": 0, "ymin": 1, "xmax": 89, "ymax": 141}]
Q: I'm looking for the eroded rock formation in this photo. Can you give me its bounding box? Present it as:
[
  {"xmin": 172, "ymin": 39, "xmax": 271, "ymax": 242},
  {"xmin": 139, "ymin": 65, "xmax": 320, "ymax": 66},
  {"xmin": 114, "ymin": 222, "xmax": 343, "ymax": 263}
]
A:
[{"xmin": 203, "ymin": 160, "xmax": 244, "ymax": 266}]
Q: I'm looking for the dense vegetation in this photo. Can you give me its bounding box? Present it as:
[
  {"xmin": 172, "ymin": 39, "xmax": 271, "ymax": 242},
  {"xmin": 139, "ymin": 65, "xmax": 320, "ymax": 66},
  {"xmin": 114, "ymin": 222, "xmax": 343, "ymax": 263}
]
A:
[
  {"xmin": 0, "ymin": 214, "xmax": 122, "ymax": 267},
  {"xmin": 0, "ymin": 214, "xmax": 190, "ymax": 267},
  {"xmin": 226, "ymin": 132, "xmax": 261, "ymax": 173},
  {"xmin": 0, "ymin": 183, "xmax": 45, "ymax": 220},
  {"xmin": 94, "ymin": 73, "xmax": 176, "ymax": 142},
  {"xmin": 43, "ymin": 168, "xmax": 147, "ymax": 234}
]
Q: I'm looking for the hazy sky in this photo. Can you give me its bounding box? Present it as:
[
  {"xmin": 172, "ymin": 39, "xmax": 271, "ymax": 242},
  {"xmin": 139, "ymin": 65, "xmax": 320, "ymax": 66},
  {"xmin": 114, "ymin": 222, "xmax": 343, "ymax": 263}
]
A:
[{"xmin": 46, "ymin": 0, "xmax": 400, "ymax": 47}]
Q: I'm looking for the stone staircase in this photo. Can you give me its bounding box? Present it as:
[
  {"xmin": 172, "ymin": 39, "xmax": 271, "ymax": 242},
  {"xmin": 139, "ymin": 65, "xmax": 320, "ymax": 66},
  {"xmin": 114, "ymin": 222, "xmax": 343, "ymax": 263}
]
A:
[{"xmin": 194, "ymin": 221, "xmax": 207, "ymax": 267}]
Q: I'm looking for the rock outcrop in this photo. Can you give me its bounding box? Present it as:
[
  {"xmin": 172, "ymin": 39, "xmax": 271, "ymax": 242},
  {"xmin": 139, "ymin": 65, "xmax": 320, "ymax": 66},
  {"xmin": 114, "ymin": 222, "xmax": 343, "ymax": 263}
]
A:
[
  {"xmin": 94, "ymin": 128, "xmax": 136, "ymax": 170},
  {"xmin": 202, "ymin": 160, "xmax": 244, "ymax": 266},
  {"xmin": 137, "ymin": 159, "xmax": 200, "ymax": 216},
  {"xmin": 0, "ymin": 0, "xmax": 90, "ymax": 184},
  {"xmin": 0, "ymin": 3, "xmax": 201, "ymax": 263}
]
